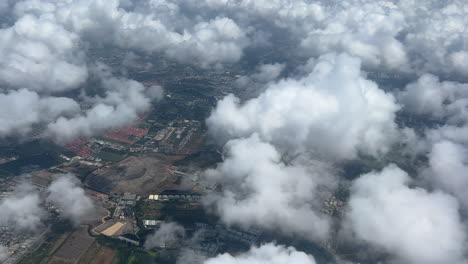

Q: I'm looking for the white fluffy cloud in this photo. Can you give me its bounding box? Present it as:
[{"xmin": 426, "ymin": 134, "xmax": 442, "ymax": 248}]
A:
[
  {"xmin": 184, "ymin": 0, "xmax": 468, "ymax": 76},
  {"xmin": 0, "ymin": 89, "xmax": 79, "ymax": 137},
  {"xmin": 47, "ymin": 63, "xmax": 163, "ymax": 142},
  {"xmin": 0, "ymin": 175, "xmax": 94, "ymax": 232},
  {"xmin": 0, "ymin": 14, "xmax": 87, "ymax": 92},
  {"xmin": 204, "ymin": 135, "xmax": 334, "ymax": 241},
  {"xmin": 14, "ymin": 0, "xmax": 249, "ymax": 68},
  {"xmin": 0, "ymin": 0, "xmax": 251, "ymax": 141},
  {"xmin": 145, "ymin": 222, "xmax": 185, "ymax": 249},
  {"xmin": 299, "ymin": 1, "xmax": 408, "ymax": 71},
  {"xmin": 398, "ymin": 74, "xmax": 468, "ymax": 123},
  {"xmin": 423, "ymin": 140, "xmax": 468, "ymax": 209},
  {"xmin": 208, "ymin": 53, "xmax": 400, "ymax": 160},
  {"xmin": 347, "ymin": 165, "xmax": 467, "ymax": 264},
  {"xmin": 47, "ymin": 174, "xmax": 94, "ymax": 224},
  {"xmin": 204, "ymin": 243, "xmax": 316, "ymax": 264},
  {"xmin": 0, "ymin": 183, "xmax": 44, "ymax": 231}
]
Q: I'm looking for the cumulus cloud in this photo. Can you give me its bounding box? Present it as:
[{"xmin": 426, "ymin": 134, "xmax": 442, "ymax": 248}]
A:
[
  {"xmin": 47, "ymin": 63, "xmax": 163, "ymax": 143},
  {"xmin": 184, "ymin": 0, "xmax": 468, "ymax": 76},
  {"xmin": 145, "ymin": 222, "xmax": 185, "ymax": 249},
  {"xmin": 0, "ymin": 4, "xmax": 166, "ymax": 142},
  {"xmin": 0, "ymin": 175, "xmax": 93, "ymax": 231},
  {"xmin": 401, "ymin": 0, "xmax": 468, "ymax": 76},
  {"xmin": 422, "ymin": 140, "xmax": 468, "ymax": 209},
  {"xmin": 204, "ymin": 243, "xmax": 316, "ymax": 264},
  {"xmin": 0, "ymin": 89, "xmax": 79, "ymax": 137},
  {"xmin": 47, "ymin": 174, "xmax": 94, "ymax": 224},
  {"xmin": 398, "ymin": 74, "xmax": 468, "ymax": 123},
  {"xmin": 0, "ymin": 14, "xmax": 87, "ymax": 92},
  {"xmin": 0, "ymin": 183, "xmax": 44, "ymax": 231},
  {"xmin": 299, "ymin": 1, "xmax": 408, "ymax": 71},
  {"xmin": 235, "ymin": 63, "xmax": 285, "ymax": 97},
  {"xmin": 208, "ymin": 53, "xmax": 400, "ymax": 160},
  {"xmin": 14, "ymin": 0, "xmax": 249, "ymax": 68},
  {"xmin": 204, "ymin": 135, "xmax": 334, "ymax": 241},
  {"xmin": 346, "ymin": 165, "xmax": 467, "ymax": 264},
  {"xmin": 236, "ymin": 63, "xmax": 285, "ymax": 86}
]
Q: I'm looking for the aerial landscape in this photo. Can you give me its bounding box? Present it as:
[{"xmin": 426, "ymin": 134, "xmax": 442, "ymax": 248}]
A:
[{"xmin": 0, "ymin": 1, "xmax": 468, "ymax": 264}]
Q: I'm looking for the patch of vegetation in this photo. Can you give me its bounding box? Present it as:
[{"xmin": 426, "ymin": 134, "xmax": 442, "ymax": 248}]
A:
[
  {"xmin": 95, "ymin": 151, "xmax": 126, "ymax": 162},
  {"xmin": 96, "ymin": 236, "xmax": 156, "ymax": 264},
  {"xmin": 21, "ymin": 232, "xmax": 64, "ymax": 264},
  {"xmin": 128, "ymin": 251, "xmax": 155, "ymax": 264},
  {"xmin": 173, "ymin": 150, "xmax": 222, "ymax": 169},
  {"xmin": 0, "ymin": 153, "xmax": 61, "ymax": 175}
]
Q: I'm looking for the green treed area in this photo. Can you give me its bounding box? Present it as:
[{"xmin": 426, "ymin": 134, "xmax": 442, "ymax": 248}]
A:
[
  {"xmin": 96, "ymin": 237, "xmax": 158, "ymax": 264},
  {"xmin": 95, "ymin": 151, "xmax": 126, "ymax": 162},
  {"xmin": 0, "ymin": 140, "xmax": 70, "ymax": 176}
]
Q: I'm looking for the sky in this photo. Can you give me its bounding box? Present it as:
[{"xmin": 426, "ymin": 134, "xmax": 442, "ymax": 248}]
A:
[{"xmin": 1, "ymin": 0, "xmax": 468, "ymax": 263}]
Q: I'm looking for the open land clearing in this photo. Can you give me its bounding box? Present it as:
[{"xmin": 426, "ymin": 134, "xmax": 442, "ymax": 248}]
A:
[{"xmin": 86, "ymin": 154, "xmax": 182, "ymax": 194}]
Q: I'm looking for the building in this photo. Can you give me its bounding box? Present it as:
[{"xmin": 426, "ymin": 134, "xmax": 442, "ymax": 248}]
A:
[
  {"xmin": 120, "ymin": 192, "xmax": 137, "ymax": 206},
  {"xmin": 157, "ymin": 190, "xmax": 201, "ymax": 202},
  {"xmin": 143, "ymin": 220, "xmax": 162, "ymax": 229}
]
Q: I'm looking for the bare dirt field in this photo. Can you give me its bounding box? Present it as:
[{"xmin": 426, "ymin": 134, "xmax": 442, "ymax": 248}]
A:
[
  {"xmin": 89, "ymin": 246, "xmax": 116, "ymax": 264},
  {"xmin": 49, "ymin": 226, "xmax": 95, "ymax": 264},
  {"xmin": 86, "ymin": 154, "xmax": 182, "ymax": 195}
]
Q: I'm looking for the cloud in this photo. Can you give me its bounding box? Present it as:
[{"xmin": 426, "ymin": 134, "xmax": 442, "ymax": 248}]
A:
[
  {"xmin": 0, "ymin": 89, "xmax": 79, "ymax": 137},
  {"xmin": 235, "ymin": 63, "xmax": 285, "ymax": 97},
  {"xmin": 0, "ymin": 183, "xmax": 44, "ymax": 231},
  {"xmin": 299, "ymin": 1, "xmax": 408, "ymax": 71},
  {"xmin": 0, "ymin": 14, "xmax": 87, "ymax": 92},
  {"xmin": 46, "ymin": 63, "xmax": 163, "ymax": 143},
  {"xmin": 145, "ymin": 222, "xmax": 185, "ymax": 249},
  {"xmin": 46, "ymin": 174, "xmax": 94, "ymax": 225},
  {"xmin": 0, "ymin": 174, "xmax": 94, "ymax": 232},
  {"xmin": 0, "ymin": 3, "xmax": 166, "ymax": 142},
  {"xmin": 204, "ymin": 135, "xmax": 334, "ymax": 241},
  {"xmin": 401, "ymin": 0, "xmax": 468, "ymax": 76},
  {"xmin": 398, "ymin": 74, "xmax": 468, "ymax": 123},
  {"xmin": 422, "ymin": 140, "xmax": 468, "ymax": 209},
  {"xmin": 207, "ymin": 53, "xmax": 400, "ymax": 160},
  {"xmin": 0, "ymin": 245, "xmax": 8, "ymax": 262},
  {"xmin": 204, "ymin": 243, "xmax": 316, "ymax": 264},
  {"xmin": 184, "ymin": 0, "xmax": 468, "ymax": 77},
  {"xmin": 236, "ymin": 63, "xmax": 285, "ymax": 86},
  {"xmin": 346, "ymin": 165, "xmax": 467, "ymax": 264},
  {"xmin": 14, "ymin": 0, "xmax": 249, "ymax": 68}
]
